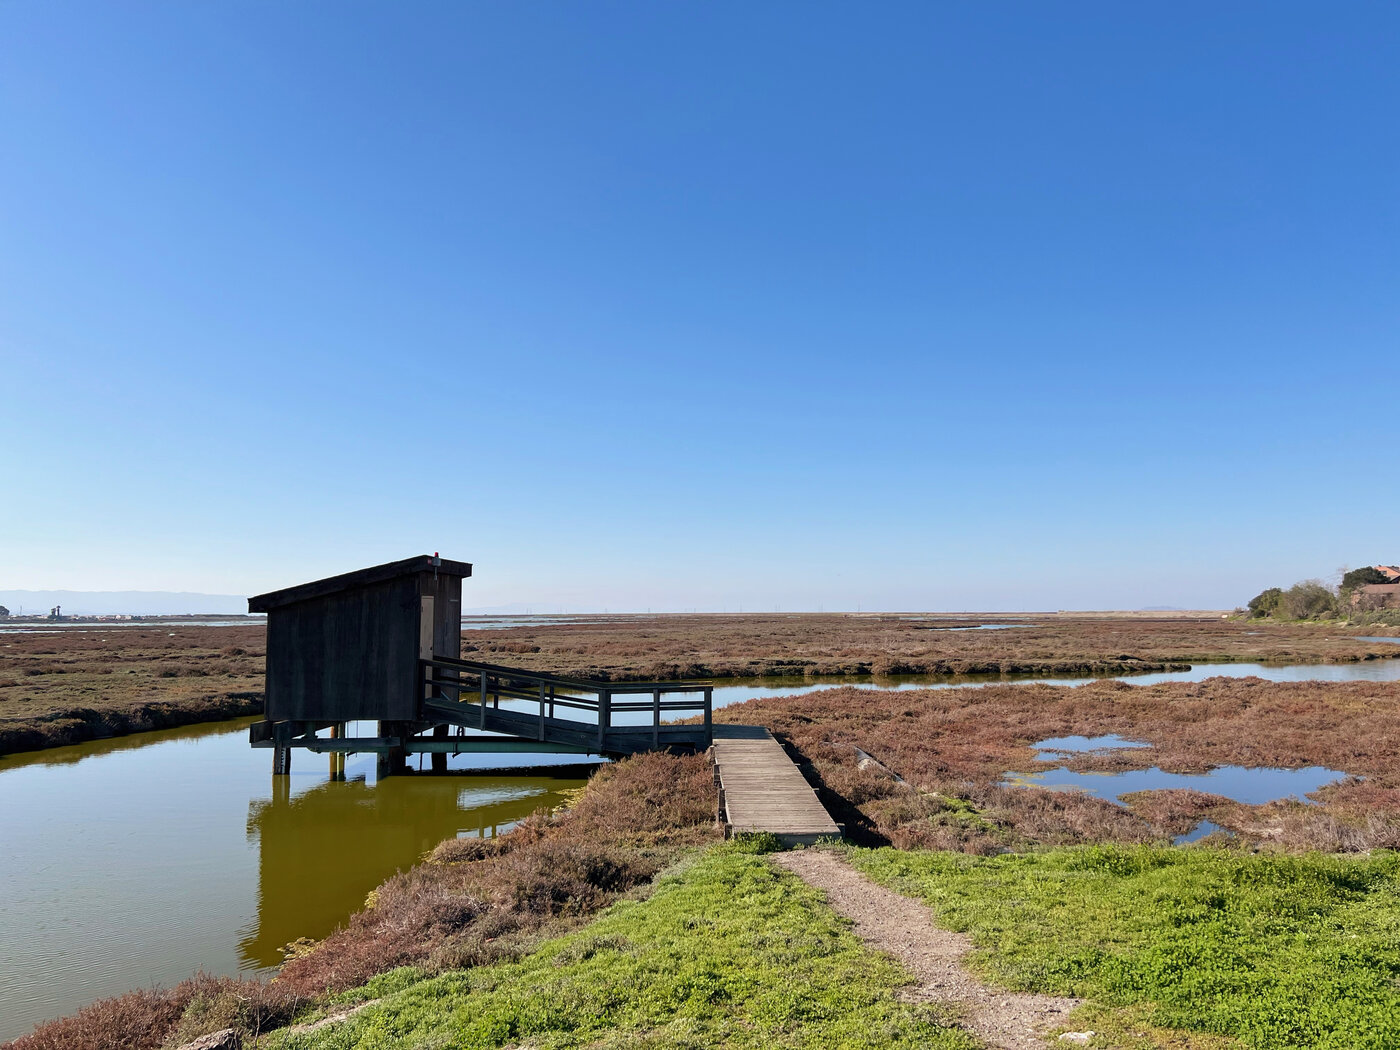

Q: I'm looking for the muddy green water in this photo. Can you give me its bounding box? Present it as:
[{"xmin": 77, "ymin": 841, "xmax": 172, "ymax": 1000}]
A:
[{"xmin": 0, "ymin": 722, "xmax": 587, "ymax": 1041}]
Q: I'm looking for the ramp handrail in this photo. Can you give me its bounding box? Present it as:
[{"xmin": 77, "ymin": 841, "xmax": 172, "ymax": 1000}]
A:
[{"xmin": 420, "ymin": 655, "xmax": 713, "ymax": 748}]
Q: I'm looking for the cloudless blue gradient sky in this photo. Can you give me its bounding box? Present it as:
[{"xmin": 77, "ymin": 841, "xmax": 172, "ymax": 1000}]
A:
[{"xmin": 2, "ymin": 2, "xmax": 1396, "ymax": 610}]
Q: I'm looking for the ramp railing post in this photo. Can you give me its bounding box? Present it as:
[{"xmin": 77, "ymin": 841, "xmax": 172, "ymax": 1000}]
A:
[
  {"xmin": 704, "ymin": 687, "xmax": 713, "ymax": 747},
  {"xmin": 538, "ymin": 682, "xmax": 547, "ymax": 740},
  {"xmin": 652, "ymin": 688, "xmax": 661, "ymax": 748},
  {"xmin": 598, "ymin": 689, "xmax": 610, "ymax": 750},
  {"xmin": 479, "ymin": 673, "xmax": 488, "ymax": 729}
]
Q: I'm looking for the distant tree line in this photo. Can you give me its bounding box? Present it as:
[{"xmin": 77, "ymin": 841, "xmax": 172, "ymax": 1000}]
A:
[{"xmin": 1247, "ymin": 567, "xmax": 1392, "ymax": 621}]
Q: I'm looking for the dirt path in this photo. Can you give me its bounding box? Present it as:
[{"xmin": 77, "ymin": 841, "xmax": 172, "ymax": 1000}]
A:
[{"xmin": 773, "ymin": 850, "xmax": 1079, "ymax": 1049}]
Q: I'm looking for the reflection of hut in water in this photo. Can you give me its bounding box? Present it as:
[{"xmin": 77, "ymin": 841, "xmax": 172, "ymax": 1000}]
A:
[{"xmin": 238, "ymin": 772, "xmax": 585, "ymax": 970}]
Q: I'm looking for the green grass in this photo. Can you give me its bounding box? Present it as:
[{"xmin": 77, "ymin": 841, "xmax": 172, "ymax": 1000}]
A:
[
  {"xmin": 848, "ymin": 844, "xmax": 1400, "ymax": 1049},
  {"xmin": 272, "ymin": 842, "xmax": 980, "ymax": 1050}
]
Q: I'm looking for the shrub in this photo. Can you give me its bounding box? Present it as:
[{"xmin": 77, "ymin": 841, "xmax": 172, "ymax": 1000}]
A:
[
  {"xmin": 503, "ymin": 839, "xmax": 657, "ymax": 915},
  {"xmin": 4, "ymin": 974, "xmax": 306, "ymax": 1050},
  {"xmin": 1, "ymin": 988, "xmax": 185, "ymax": 1050},
  {"xmin": 1279, "ymin": 579, "xmax": 1337, "ymax": 620},
  {"xmin": 428, "ymin": 836, "xmax": 509, "ymax": 864},
  {"xmin": 1247, "ymin": 587, "xmax": 1284, "ymax": 618},
  {"xmin": 162, "ymin": 974, "xmax": 306, "ymax": 1046}
]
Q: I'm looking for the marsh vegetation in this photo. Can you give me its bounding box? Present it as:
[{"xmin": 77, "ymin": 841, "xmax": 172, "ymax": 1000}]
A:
[
  {"xmin": 464, "ymin": 613, "xmax": 1396, "ymax": 681},
  {"xmin": 7, "ymin": 617, "xmax": 1400, "ymax": 1049},
  {"xmin": 0, "ymin": 626, "xmax": 264, "ymax": 754}
]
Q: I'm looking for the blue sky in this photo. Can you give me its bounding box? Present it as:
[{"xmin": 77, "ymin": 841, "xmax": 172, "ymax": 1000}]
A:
[{"xmin": 2, "ymin": 3, "xmax": 1396, "ymax": 610}]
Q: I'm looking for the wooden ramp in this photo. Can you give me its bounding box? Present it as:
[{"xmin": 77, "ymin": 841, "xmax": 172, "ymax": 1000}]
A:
[{"xmin": 712, "ymin": 725, "xmax": 842, "ymax": 846}]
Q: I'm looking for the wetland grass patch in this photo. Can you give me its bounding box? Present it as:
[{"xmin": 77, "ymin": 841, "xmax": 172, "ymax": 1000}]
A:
[{"xmin": 850, "ymin": 844, "xmax": 1400, "ymax": 1049}]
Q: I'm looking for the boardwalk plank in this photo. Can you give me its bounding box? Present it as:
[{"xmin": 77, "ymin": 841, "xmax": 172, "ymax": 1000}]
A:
[{"xmin": 711, "ymin": 724, "xmax": 841, "ymax": 846}]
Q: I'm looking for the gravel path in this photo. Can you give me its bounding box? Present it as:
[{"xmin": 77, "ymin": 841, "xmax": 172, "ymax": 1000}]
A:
[{"xmin": 773, "ymin": 850, "xmax": 1078, "ymax": 1049}]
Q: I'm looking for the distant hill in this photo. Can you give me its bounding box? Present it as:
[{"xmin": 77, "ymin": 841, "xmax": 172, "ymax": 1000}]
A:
[{"xmin": 0, "ymin": 590, "xmax": 248, "ymax": 616}]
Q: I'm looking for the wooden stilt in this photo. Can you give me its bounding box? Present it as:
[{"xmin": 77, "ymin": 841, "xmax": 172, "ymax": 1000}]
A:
[
  {"xmin": 378, "ymin": 720, "xmax": 407, "ymax": 777},
  {"xmin": 432, "ymin": 723, "xmax": 448, "ymax": 773}
]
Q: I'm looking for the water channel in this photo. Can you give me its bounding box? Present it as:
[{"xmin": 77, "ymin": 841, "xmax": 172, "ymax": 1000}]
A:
[
  {"xmin": 0, "ymin": 726, "xmax": 588, "ymax": 1039},
  {"xmin": 3, "ymin": 655, "xmax": 1400, "ymax": 1039}
]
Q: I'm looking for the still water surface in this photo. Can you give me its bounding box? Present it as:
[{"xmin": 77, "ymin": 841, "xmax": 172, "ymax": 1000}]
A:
[
  {"xmin": 1003, "ymin": 734, "xmax": 1352, "ymax": 846},
  {"xmin": 1005, "ymin": 761, "xmax": 1351, "ymax": 809},
  {"xmin": 3, "ymin": 654, "xmax": 1399, "ymax": 1039},
  {"xmin": 704, "ymin": 655, "xmax": 1400, "ymax": 708}
]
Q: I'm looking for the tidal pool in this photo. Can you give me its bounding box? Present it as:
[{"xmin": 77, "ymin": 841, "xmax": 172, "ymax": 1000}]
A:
[
  {"xmin": 1004, "ymin": 762, "xmax": 1351, "ymax": 808},
  {"xmin": 1005, "ymin": 734, "xmax": 1352, "ymax": 846}
]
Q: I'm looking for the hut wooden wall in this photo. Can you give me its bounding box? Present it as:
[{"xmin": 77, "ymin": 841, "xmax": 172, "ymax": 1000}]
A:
[{"xmin": 264, "ymin": 575, "xmax": 423, "ymax": 722}]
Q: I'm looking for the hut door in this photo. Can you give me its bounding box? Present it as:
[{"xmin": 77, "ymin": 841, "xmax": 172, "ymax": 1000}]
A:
[
  {"xmin": 419, "ymin": 595, "xmax": 435, "ymax": 659},
  {"xmin": 420, "ymin": 595, "xmax": 436, "ymax": 701}
]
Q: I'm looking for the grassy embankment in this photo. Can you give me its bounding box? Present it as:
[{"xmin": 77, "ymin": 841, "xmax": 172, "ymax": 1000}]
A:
[
  {"xmin": 152, "ymin": 842, "xmax": 1400, "ymax": 1050},
  {"xmin": 851, "ymin": 844, "xmax": 1400, "ymax": 1049},
  {"xmin": 270, "ymin": 843, "xmax": 979, "ymax": 1050},
  {"xmin": 0, "ymin": 625, "xmax": 265, "ymax": 755}
]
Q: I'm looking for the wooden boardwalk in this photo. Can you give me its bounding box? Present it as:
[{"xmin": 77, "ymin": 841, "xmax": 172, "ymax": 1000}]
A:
[{"xmin": 712, "ymin": 725, "xmax": 842, "ymax": 846}]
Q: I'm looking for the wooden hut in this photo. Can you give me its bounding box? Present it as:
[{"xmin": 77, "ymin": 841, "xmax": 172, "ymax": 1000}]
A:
[
  {"xmin": 249, "ymin": 555, "xmax": 470, "ymax": 772},
  {"xmin": 248, "ymin": 555, "xmax": 712, "ymax": 775},
  {"xmin": 250, "ymin": 554, "xmax": 470, "ymax": 723}
]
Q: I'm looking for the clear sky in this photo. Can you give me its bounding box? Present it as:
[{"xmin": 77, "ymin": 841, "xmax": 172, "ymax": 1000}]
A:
[{"xmin": 2, "ymin": 3, "xmax": 1396, "ymax": 611}]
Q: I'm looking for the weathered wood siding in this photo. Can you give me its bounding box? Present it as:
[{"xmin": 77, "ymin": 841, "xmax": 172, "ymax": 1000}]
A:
[
  {"xmin": 264, "ymin": 575, "xmax": 423, "ymax": 722},
  {"xmin": 253, "ymin": 556, "xmax": 471, "ymax": 725}
]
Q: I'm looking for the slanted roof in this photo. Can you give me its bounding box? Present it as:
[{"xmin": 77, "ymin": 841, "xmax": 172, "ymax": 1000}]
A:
[
  {"xmin": 248, "ymin": 555, "xmax": 472, "ymax": 612},
  {"xmin": 1375, "ymin": 565, "xmax": 1400, "ymax": 583}
]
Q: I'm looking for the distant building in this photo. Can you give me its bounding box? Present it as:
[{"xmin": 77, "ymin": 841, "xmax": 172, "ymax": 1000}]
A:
[
  {"xmin": 1375, "ymin": 565, "xmax": 1400, "ymax": 584},
  {"xmin": 1353, "ymin": 584, "xmax": 1400, "ymax": 611}
]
